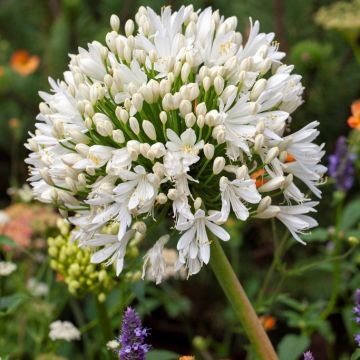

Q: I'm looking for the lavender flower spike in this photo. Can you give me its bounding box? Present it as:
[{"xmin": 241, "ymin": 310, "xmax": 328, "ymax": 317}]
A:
[
  {"xmin": 303, "ymin": 351, "xmax": 315, "ymax": 360},
  {"xmin": 353, "ymin": 289, "xmax": 360, "ymax": 346},
  {"xmin": 328, "ymin": 136, "xmax": 356, "ymax": 191},
  {"xmin": 119, "ymin": 307, "xmax": 150, "ymax": 360}
]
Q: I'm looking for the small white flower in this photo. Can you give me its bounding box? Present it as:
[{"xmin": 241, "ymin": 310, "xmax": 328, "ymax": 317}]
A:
[
  {"xmin": 106, "ymin": 339, "xmax": 120, "ymax": 350},
  {"xmin": 49, "ymin": 320, "xmax": 81, "ymax": 341},
  {"xmin": 0, "ymin": 261, "xmax": 17, "ymax": 276},
  {"xmin": 27, "ymin": 278, "xmax": 49, "ymax": 297}
]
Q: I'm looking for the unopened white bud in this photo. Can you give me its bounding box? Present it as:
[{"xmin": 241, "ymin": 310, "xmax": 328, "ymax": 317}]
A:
[
  {"xmin": 139, "ymin": 143, "xmax": 151, "ymax": 158},
  {"xmin": 142, "ymin": 120, "xmax": 157, "ymax": 140},
  {"xmin": 240, "ymin": 57, "xmax": 253, "ymax": 72},
  {"xmin": 179, "ymin": 100, "xmax": 192, "ymax": 117},
  {"xmin": 265, "ymin": 147, "xmax": 279, "ymax": 164},
  {"xmin": 256, "ymin": 120, "xmax": 265, "ymax": 134},
  {"xmin": 181, "ymin": 62, "xmax": 191, "ymax": 82},
  {"xmin": 149, "ymin": 50, "xmax": 158, "ymax": 64},
  {"xmin": 204, "ymin": 144, "xmax": 215, "ymax": 160},
  {"xmin": 40, "ymin": 168, "xmax": 54, "ymax": 185},
  {"xmin": 153, "ymin": 162, "xmax": 165, "ymax": 177},
  {"xmin": 257, "ymin": 196, "xmax": 271, "ymax": 213},
  {"xmin": 188, "ymin": 83, "xmax": 199, "ymax": 101},
  {"xmin": 127, "ymin": 140, "xmax": 140, "ymax": 160},
  {"xmin": 205, "ymin": 110, "xmax": 220, "ymax": 127},
  {"xmin": 129, "ymin": 117, "xmax": 140, "ymax": 135},
  {"xmin": 213, "ymin": 157, "xmax": 225, "ymax": 175},
  {"xmin": 112, "ymin": 129, "xmax": 125, "ymax": 144},
  {"xmin": 39, "ymin": 102, "xmax": 51, "ymax": 115},
  {"xmin": 255, "ymin": 205, "xmax": 280, "ymax": 219},
  {"xmin": 162, "ymin": 93, "xmax": 173, "ymax": 111},
  {"xmin": 116, "ymin": 107, "xmax": 129, "ymax": 124},
  {"xmin": 75, "ymin": 143, "xmax": 89, "ymax": 157},
  {"xmin": 150, "ymin": 143, "xmax": 166, "ymax": 158},
  {"xmin": 254, "ymin": 134, "xmax": 264, "ymax": 152},
  {"xmin": 132, "ymin": 93, "xmax": 143, "ymax": 112},
  {"xmin": 197, "ymin": 115, "xmax": 205, "ymax": 128},
  {"xmin": 194, "ymin": 197, "xmax": 202, "ymax": 210},
  {"xmin": 283, "ymin": 174, "xmax": 293, "ymax": 188},
  {"xmin": 185, "ymin": 113, "xmax": 196, "ymax": 128},
  {"xmin": 104, "ymin": 74, "xmax": 113, "ymax": 88},
  {"xmin": 110, "ymin": 14, "xmax": 120, "ymax": 32},
  {"xmin": 195, "ymin": 102, "xmax": 207, "ymax": 116},
  {"xmin": 167, "ymin": 188, "xmax": 178, "ymax": 201},
  {"xmin": 65, "ymin": 177, "xmax": 77, "ymax": 193},
  {"xmin": 132, "ymin": 221, "xmax": 147, "ymax": 234},
  {"xmin": 159, "ymin": 111, "xmax": 167, "ymax": 125},
  {"xmin": 235, "ymin": 165, "xmax": 248, "ymax": 179},
  {"xmin": 279, "ymin": 151, "xmax": 288, "ymax": 163},
  {"xmin": 258, "ymin": 176, "xmax": 285, "ymax": 193},
  {"xmin": 125, "ymin": 19, "xmax": 134, "ymax": 36},
  {"xmin": 156, "ymin": 193, "xmax": 167, "ymax": 204},
  {"xmin": 250, "ymin": 78, "xmax": 267, "ymax": 101},
  {"xmin": 214, "ymin": 75, "xmax": 224, "ymax": 95},
  {"xmin": 203, "ymin": 76, "xmax": 211, "ymax": 92},
  {"xmin": 124, "ymin": 46, "xmax": 132, "ymax": 63}
]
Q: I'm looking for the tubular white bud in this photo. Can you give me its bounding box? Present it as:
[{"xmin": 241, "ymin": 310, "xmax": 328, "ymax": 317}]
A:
[
  {"xmin": 96, "ymin": 120, "xmax": 113, "ymax": 137},
  {"xmin": 204, "ymin": 143, "xmax": 215, "ymax": 160},
  {"xmin": 199, "ymin": 66, "xmax": 209, "ymax": 80},
  {"xmin": 235, "ymin": 165, "xmax": 248, "ymax": 179},
  {"xmin": 124, "ymin": 46, "xmax": 132, "ymax": 63},
  {"xmin": 279, "ymin": 151, "xmax": 288, "ymax": 163},
  {"xmin": 265, "ymin": 147, "xmax": 280, "ymax": 164},
  {"xmin": 156, "ymin": 193, "xmax": 167, "ymax": 204},
  {"xmin": 174, "ymin": 61, "xmax": 182, "ymax": 76},
  {"xmin": 110, "ymin": 14, "xmax": 120, "ymax": 32},
  {"xmin": 149, "ymin": 50, "xmax": 158, "ymax": 64},
  {"xmin": 142, "ymin": 120, "xmax": 157, "ymax": 140},
  {"xmin": 179, "ymin": 100, "xmax": 192, "ymax": 117},
  {"xmin": 124, "ymin": 98, "xmax": 132, "ymax": 111},
  {"xmin": 127, "ymin": 140, "xmax": 140, "ymax": 160},
  {"xmin": 65, "ymin": 177, "xmax": 77, "ymax": 193},
  {"xmin": 203, "ymin": 76, "xmax": 211, "ymax": 92},
  {"xmin": 221, "ymin": 85, "xmax": 237, "ymax": 104},
  {"xmin": 125, "ymin": 19, "xmax": 135, "ymax": 36},
  {"xmin": 213, "ymin": 157, "xmax": 226, "ymax": 175},
  {"xmin": 39, "ymin": 102, "xmax": 51, "ymax": 115},
  {"xmin": 39, "ymin": 168, "xmax": 54, "ymax": 185},
  {"xmin": 197, "ymin": 115, "xmax": 205, "ymax": 128},
  {"xmin": 254, "ymin": 134, "xmax": 264, "ymax": 152},
  {"xmin": 150, "ymin": 143, "xmax": 166, "ymax": 158},
  {"xmin": 149, "ymin": 79, "xmax": 160, "ymax": 101},
  {"xmin": 104, "ymin": 74, "xmax": 113, "ymax": 88},
  {"xmin": 255, "ymin": 205, "xmax": 280, "ymax": 219},
  {"xmin": 257, "ymin": 196, "xmax": 272, "ymax": 213},
  {"xmin": 239, "ymin": 57, "xmax": 253, "ymax": 72},
  {"xmin": 250, "ymin": 78, "xmax": 267, "ymax": 101},
  {"xmin": 188, "ymin": 83, "xmax": 200, "ymax": 101},
  {"xmin": 194, "ymin": 197, "xmax": 202, "ymax": 210},
  {"xmin": 78, "ymin": 173, "xmax": 87, "ymax": 186},
  {"xmin": 112, "ymin": 129, "xmax": 125, "ymax": 144},
  {"xmin": 205, "ymin": 110, "xmax": 220, "ymax": 127},
  {"xmin": 159, "ymin": 111, "xmax": 167, "ymax": 125},
  {"xmin": 258, "ymin": 176, "xmax": 285, "ymax": 193},
  {"xmin": 139, "ymin": 84, "xmax": 153, "ymax": 104},
  {"xmin": 129, "ymin": 117, "xmax": 140, "ymax": 135},
  {"xmin": 116, "ymin": 107, "xmax": 129, "ymax": 124},
  {"xmin": 132, "ymin": 93, "xmax": 143, "ymax": 112},
  {"xmin": 167, "ymin": 189, "xmax": 178, "ymax": 201},
  {"xmin": 162, "ymin": 93, "xmax": 174, "ymax": 111},
  {"xmin": 181, "ymin": 62, "xmax": 191, "ymax": 82},
  {"xmin": 75, "ymin": 143, "xmax": 89, "ymax": 157},
  {"xmin": 214, "ymin": 75, "xmax": 225, "ymax": 95},
  {"xmin": 195, "ymin": 102, "xmax": 207, "ymax": 116},
  {"xmin": 132, "ymin": 221, "xmax": 147, "ymax": 234},
  {"xmin": 153, "ymin": 162, "xmax": 165, "ymax": 177},
  {"xmin": 185, "ymin": 112, "xmax": 196, "ymax": 128},
  {"xmin": 139, "ymin": 143, "xmax": 151, "ymax": 158},
  {"xmin": 256, "ymin": 120, "xmax": 265, "ymax": 134},
  {"xmin": 146, "ymin": 150, "xmax": 155, "ymax": 161}
]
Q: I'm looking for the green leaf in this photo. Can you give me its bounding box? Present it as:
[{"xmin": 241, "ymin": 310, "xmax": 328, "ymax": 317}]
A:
[
  {"xmin": 301, "ymin": 228, "xmax": 328, "ymax": 242},
  {"xmin": 0, "ymin": 293, "xmax": 29, "ymax": 317},
  {"xmin": 146, "ymin": 350, "xmax": 179, "ymax": 360},
  {"xmin": 278, "ymin": 334, "xmax": 310, "ymax": 360},
  {"xmin": 351, "ymin": 349, "xmax": 360, "ymax": 360},
  {"xmin": 0, "ymin": 235, "xmax": 17, "ymax": 248},
  {"xmin": 340, "ymin": 198, "xmax": 360, "ymax": 230}
]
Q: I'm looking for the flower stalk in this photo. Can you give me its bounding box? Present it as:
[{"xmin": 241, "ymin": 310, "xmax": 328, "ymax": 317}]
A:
[{"xmin": 210, "ymin": 238, "xmax": 278, "ymax": 360}]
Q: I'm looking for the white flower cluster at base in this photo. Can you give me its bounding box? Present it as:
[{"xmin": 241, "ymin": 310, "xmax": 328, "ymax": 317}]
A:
[
  {"xmin": 26, "ymin": 6, "xmax": 326, "ymax": 281},
  {"xmin": 49, "ymin": 320, "xmax": 81, "ymax": 342}
]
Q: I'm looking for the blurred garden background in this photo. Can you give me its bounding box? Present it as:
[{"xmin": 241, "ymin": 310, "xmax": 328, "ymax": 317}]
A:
[{"xmin": 1, "ymin": 0, "xmax": 360, "ymax": 359}]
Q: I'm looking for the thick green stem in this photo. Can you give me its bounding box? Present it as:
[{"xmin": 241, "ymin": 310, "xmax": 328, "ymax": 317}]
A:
[
  {"xmin": 210, "ymin": 239, "xmax": 278, "ymax": 360},
  {"xmin": 95, "ymin": 297, "xmax": 113, "ymax": 342}
]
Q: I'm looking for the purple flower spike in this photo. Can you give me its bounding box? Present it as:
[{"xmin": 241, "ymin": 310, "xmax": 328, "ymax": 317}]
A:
[
  {"xmin": 328, "ymin": 136, "xmax": 356, "ymax": 192},
  {"xmin": 303, "ymin": 351, "xmax": 315, "ymax": 360},
  {"xmin": 119, "ymin": 307, "xmax": 150, "ymax": 360}
]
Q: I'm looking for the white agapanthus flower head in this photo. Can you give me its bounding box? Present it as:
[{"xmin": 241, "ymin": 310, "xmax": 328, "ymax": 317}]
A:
[{"xmin": 25, "ymin": 6, "xmax": 326, "ymax": 281}]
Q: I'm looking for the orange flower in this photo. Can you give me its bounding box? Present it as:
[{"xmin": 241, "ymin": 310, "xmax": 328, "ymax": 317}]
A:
[
  {"xmin": 251, "ymin": 168, "xmax": 268, "ymax": 188},
  {"xmin": 347, "ymin": 100, "xmax": 360, "ymax": 129},
  {"xmin": 285, "ymin": 153, "xmax": 296, "ymax": 163},
  {"xmin": 8, "ymin": 118, "xmax": 20, "ymax": 129},
  {"xmin": 0, "ymin": 66, "xmax": 4, "ymax": 77},
  {"xmin": 179, "ymin": 357, "xmax": 195, "ymax": 360},
  {"xmin": 260, "ymin": 315, "xmax": 276, "ymax": 331},
  {"xmin": 10, "ymin": 50, "xmax": 40, "ymax": 76}
]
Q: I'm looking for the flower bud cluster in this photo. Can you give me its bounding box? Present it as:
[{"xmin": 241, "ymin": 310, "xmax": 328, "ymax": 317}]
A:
[{"xmin": 27, "ymin": 6, "xmax": 326, "ymax": 280}]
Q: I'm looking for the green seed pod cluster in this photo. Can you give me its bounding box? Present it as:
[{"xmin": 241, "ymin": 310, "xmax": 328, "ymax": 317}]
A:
[{"xmin": 48, "ymin": 220, "xmax": 115, "ymax": 301}]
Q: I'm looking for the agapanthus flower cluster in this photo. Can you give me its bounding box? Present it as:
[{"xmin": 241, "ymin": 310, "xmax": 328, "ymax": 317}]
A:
[
  {"xmin": 303, "ymin": 351, "xmax": 315, "ymax": 360},
  {"xmin": 25, "ymin": 6, "xmax": 326, "ymax": 279},
  {"xmin": 118, "ymin": 307, "xmax": 150, "ymax": 360},
  {"xmin": 328, "ymin": 136, "xmax": 356, "ymax": 192}
]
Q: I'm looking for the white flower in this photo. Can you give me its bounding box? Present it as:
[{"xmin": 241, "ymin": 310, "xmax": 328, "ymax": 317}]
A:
[
  {"xmin": 219, "ymin": 176, "xmax": 261, "ymax": 221},
  {"xmin": 106, "ymin": 339, "xmax": 120, "ymax": 350},
  {"xmin": 0, "ymin": 261, "xmax": 17, "ymax": 276},
  {"xmin": 89, "ymin": 230, "xmax": 135, "ymax": 275},
  {"xmin": 25, "ymin": 6, "xmax": 326, "ymax": 277},
  {"xmin": 27, "ymin": 278, "xmax": 49, "ymax": 297},
  {"xmin": 142, "ymin": 234, "xmax": 170, "ymax": 284},
  {"xmin": 49, "ymin": 321, "xmax": 81, "ymax": 341},
  {"xmin": 176, "ymin": 209, "xmax": 230, "ymax": 276}
]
